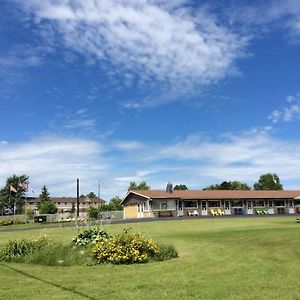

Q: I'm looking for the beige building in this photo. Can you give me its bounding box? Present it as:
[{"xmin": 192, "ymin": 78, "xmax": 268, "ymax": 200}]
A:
[
  {"xmin": 25, "ymin": 196, "xmax": 105, "ymax": 214},
  {"xmin": 121, "ymin": 189, "xmax": 300, "ymax": 219}
]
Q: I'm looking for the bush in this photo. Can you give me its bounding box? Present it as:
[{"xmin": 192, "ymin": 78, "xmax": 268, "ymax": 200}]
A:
[
  {"xmin": 153, "ymin": 244, "xmax": 178, "ymax": 261},
  {"xmin": 13, "ymin": 217, "xmax": 26, "ymax": 225},
  {"xmin": 24, "ymin": 243, "xmax": 92, "ymax": 266},
  {"xmin": 72, "ymin": 227, "xmax": 110, "ymax": 246},
  {"xmin": 92, "ymin": 232, "xmax": 159, "ymax": 264},
  {"xmin": 0, "ymin": 218, "xmax": 14, "ymax": 226},
  {"xmin": 0, "ymin": 236, "xmax": 50, "ymax": 262},
  {"xmin": 87, "ymin": 206, "xmax": 99, "ymax": 219}
]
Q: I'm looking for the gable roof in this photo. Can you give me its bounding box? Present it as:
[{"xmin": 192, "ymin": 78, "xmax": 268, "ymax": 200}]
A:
[{"xmin": 122, "ymin": 189, "xmax": 300, "ymax": 203}]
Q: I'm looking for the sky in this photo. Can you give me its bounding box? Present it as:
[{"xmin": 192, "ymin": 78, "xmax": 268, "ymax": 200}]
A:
[{"xmin": 0, "ymin": 0, "xmax": 300, "ymax": 200}]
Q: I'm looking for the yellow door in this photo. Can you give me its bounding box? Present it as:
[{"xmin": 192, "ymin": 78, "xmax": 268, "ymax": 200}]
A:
[{"xmin": 124, "ymin": 204, "xmax": 138, "ymax": 219}]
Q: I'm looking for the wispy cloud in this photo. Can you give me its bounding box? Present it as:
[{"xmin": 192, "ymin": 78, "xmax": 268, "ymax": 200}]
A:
[
  {"xmin": 269, "ymin": 93, "xmax": 300, "ymax": 123},
  {"xmin": 1, "ymin": 128, "xmax": 300, "ymax": 199},
  {"xmin": 16, "ymin": 0, "xmax": 247, "ymax": 107},
  {"xmin": 0, "ymin": 136, "xmax": 108, "ymax": 197}
]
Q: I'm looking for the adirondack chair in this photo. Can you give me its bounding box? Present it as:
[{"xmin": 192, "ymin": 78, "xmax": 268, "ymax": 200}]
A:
[
  {"xmin": 217, "ymin": 209, "xmax": 224, "ymax": 216},
  {"xmin": 210, "ymin": 209, "xmax": 218, "ymax": 216}
]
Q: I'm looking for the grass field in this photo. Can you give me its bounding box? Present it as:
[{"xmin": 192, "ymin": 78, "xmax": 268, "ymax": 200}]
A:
[{"xmin": 0, "ymin": 216, "xmax": 299, "ymax": 299}]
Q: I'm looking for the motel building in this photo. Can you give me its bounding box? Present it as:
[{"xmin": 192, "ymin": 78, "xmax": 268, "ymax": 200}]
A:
[{"xmin": 121, "ymin": 188, "xmax": 300, "ymax": 219}]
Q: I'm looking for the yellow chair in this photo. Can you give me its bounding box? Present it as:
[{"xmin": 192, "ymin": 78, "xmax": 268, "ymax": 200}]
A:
[
  {"xmin": 217, "ymin": 209, "xmax": 224, "ymax": 216},
  {"xmin": 210, "ymin": 209, "xmax": 218, "ymax": 216}
]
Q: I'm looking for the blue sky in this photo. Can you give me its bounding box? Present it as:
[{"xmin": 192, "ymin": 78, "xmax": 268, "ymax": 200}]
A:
[{"xmin": 1, "ymin": 0, "xmax": 300, "ymax": 200}]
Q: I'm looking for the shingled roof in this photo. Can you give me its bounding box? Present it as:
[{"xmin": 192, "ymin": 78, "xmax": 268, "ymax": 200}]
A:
[{"xmin": 124, "ymin": 189, "xmax": 300, "ymax": 201}]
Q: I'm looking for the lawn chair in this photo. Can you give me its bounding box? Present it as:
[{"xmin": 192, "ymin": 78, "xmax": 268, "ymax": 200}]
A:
[
  {"xmin": 210, "ymin": 209, "xmax": 218, "ymax": 216},
  {"xmin": 256, "ymin": 209, "xmax": 262, "ymax": 215},
  {"xmin": 217, "ymin": 209, "xmax": 224, "ymax": 216},
  {"xmin": 193, "ymin": 210, "xmax": 199, "ymax": 216}
]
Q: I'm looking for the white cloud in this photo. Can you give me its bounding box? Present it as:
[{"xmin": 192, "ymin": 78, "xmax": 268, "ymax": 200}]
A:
[
  {"xmin": 17, "ymin": 0, "xmax": 247, "ymax": 106},
  {"xmin": 0, "ymin": 136, "xmax": 108, "ymax": 198},
  {"xmin": 1, "ymin": 129, "xmax": 300, "ymax": 200},
  {"xmin": 269, "ymin": 93, "xmax": 300, "ymax": 123}
]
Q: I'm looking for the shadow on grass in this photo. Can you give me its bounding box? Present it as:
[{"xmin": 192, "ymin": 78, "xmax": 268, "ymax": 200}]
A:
[{"xmin": 0, "ymin": 263, "xmax": 97, "ymax": 300}]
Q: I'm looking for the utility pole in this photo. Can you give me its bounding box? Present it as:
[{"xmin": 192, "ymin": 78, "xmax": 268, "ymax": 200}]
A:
[
  {"xmin": 76, "ymin": 178, "xmax": 80, "ymax": 217},
  {"xmin": 98, "ymin": 180, "xmax": 101, "ymax": 198}
]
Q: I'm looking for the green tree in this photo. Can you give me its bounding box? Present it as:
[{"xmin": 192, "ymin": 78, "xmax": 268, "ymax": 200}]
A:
[
  {"xmin": 109, "ymin": 196, "xmax": 123, "ymax": 210},
  {"xmin": 87, "ymin": 192, "xmax": 96, "ymax": 198},
  {"xmin": 39, "ymin": 185, "xmax": 50, "ymax": 202},
  {"xmin": 253, "ymin": 173, "xmax": 283, "ymax": 190},
  {"xmin": 128, "ymin": 181, "xmax": 150, "ymax": 191},
  {"xmin": 174, "ymin": 184, "xmax": 188, "ymax": 190},
  {"xmin": 203, "ymin": 181, "xmax": 251, "ymax": 190},
  {"xmin": 39, "ymin": 200, "xmax": 56, "ymax": 214},
  {"xmin": 38, "ymin": 186, "xmax": 56, "ymax": 214},
  {"xmin": 0, "ymin": 174, "xmax": 29, "ymax": 214}
]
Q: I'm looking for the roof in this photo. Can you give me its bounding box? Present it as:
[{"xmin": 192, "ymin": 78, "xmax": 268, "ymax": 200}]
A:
[
  {"xmin": 25, "ymin": 197, "xmax": 106, "ymax": 203},
  {"xmin": 122, "ymin": 189, "xmax": 300, "ymax": 203}
]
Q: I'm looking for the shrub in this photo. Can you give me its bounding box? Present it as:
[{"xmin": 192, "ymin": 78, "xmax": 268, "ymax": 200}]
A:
[
  {"xmin": 0, "ymin": 236, "xmax": 50, "ymax": 262},
  {"xmin": 92, "ymin": 232, "xmax": 159, "ymax": 264},
  {"xmin": 24, "ymin": 243, "xmax": 93, "ymax": 266},
  {"xmin": 0, "ymin": 218, "xmax": 14, "ymax": 226},
  {"xmin": 72, "ymin": 227, "xmax": 110, "ymax": 246},
  {"xmin": 153, "ymin": 244, "xmax": 178, "ymax": 261},
  {"xmin": 87, "ymin": 206, "xmax": 99, "ymax": 219},
  {"xmin": 13, "ymin": 217, "xmax": 27, "ymax": 225}
]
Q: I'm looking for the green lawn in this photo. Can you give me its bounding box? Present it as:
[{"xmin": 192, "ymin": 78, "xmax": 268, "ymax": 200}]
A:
[{"xmin": 0, "ymin": 217, "xmax": 299, "ymax": 299}]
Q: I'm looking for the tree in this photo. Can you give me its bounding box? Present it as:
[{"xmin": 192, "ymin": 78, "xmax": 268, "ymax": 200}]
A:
[
  {"xmin": 38, "ymin": 186, "xmax": 56, "ymax": 214},
  {"xmin": 203, "ymin": 181, "xmax": 251, "ymax": 190},
  {"xmin": 128, "ymin": 181, "xmax": 150, "ymax": 191},
  {"xmin": 253, "ymin": 173, "xmax": 283, "ymax": 190},
  {"xmin": 87, "ymin": 192, "xmax": 96, "ymax": 198},
  {"xmin": 99, "ymin": 196, "xmax": 123, "ymax": 212},
  {"xmin": 0, "ymin": 174, "xmax": 29, "ymax": 214},
  {"xmin": 174, "ymin": 184, "xmax": 188, "ymax": 190},
  {"xmin": 39, "ymin": 185, "xmax": 50, "ymax": 202},
  {"xmin": 109, "ymin": 196, "xmax": 123, "ymax": 211},
  {"xmin": 39, "ymin": 200, "xmax": 56, "ymax": 214}
]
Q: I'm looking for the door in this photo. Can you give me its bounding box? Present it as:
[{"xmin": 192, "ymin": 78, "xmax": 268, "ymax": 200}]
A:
[
  {"xmin": 247, "ymin": 201, "xmax": 253, "ymax": 215},
  {"xmin": 268, "ymin": 201, "xmax": 274, "ymax": 214},
  {"xmin": 137, "ymin": 203, "xmax": 144, "ymax": 218},
  {"xmin": 177, "ymin": 200, "xmax": 184, "ymax": 217},
  {"xmin": 288, "ymin": 200, "xmax": 295, "ymax": 214},
  {"xmin": 201, "ymin": 201, "xmax": 207, "ymax": 216},
  {"xmin": 224, "ymin": 201, "xmax": 231, "ymax": 215},
  {"xmin": 125, "ymin": 204, "xmax": 138, "ymax": 219}
]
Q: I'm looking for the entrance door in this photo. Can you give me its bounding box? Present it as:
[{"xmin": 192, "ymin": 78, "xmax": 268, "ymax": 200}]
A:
[
  {"xmin": 268, "ymin": 201, "xmax": 274, "ymax": 214},
  {"xmin": 224, "ymin": 201, "xmax": 231, "ymax": 215},
  {"xmin": 201, "ymin": 201, "xmax": 207, "ymax": 216},
  {"xmin": 247, "ymin": 201, "xmax": 253, "ymax": 215},
  {"xmin": 137, "ymin": 203, "xmax": 144, "ymax": 218},
  {"xmin": 177, "ymin": 200, "xmax": 184, "ymax": 217},
  {"xmin": 288, "ymin": 200, "xmax": 295, "ymax": 214}
]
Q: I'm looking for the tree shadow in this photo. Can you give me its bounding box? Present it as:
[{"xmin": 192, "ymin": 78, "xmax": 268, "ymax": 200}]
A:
[{"xmin": 1, "ymin": 263, "xmax": 97, "ymax": 300}]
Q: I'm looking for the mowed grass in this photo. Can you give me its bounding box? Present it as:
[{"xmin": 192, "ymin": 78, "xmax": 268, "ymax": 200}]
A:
[{"xmin": 0, "ymin": 217, "xmax": 299, "ymax": 300}]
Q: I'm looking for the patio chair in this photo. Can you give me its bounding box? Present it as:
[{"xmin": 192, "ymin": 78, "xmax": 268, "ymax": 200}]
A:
[
  {"xmin": 217, "ymin": 209, "xmax": 224, "ymax": 216},
  {"xmin": 187, "ymin": 211, "xmax": 194, "ymax": 216},
  {"xmin": 193, "ymin": 210, "xmax": 199, "ymax": 216},
  {"xmin": 210, "ymin": 209, "xmax": 218, "ymax": 216}
]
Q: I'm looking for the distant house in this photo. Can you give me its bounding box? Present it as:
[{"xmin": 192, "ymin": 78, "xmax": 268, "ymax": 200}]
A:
[
  {"xmin": 121, "ymin": 189, "xmax": 300, "ymax": 219},
  {"xmin": 25, "ymin": 196, "xmax": 105, "ymax": 214}
]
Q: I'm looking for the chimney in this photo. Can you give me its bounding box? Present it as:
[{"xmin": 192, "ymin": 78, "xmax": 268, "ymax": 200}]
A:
[{"xmin": 166, "ymin": 181, "xmax": 173, "ymax": 193}]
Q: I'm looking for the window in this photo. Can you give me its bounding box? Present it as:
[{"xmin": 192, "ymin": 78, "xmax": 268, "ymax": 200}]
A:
[
  {"xmin": 231, "ymin": 200, "xmax": 243, "ymax": 207},
  {"xmin": 184, "ymin": 200, "xmax": 198, "ymax": 208},
  {"xmin": 152, "ymin": 200, "xmax": 176, "ymax": 210},
  {"xmin": 253, "ymin": 200, "xmax": 265, "ymax": 207},
  {"xmin": 57, "ymin": 202, "xmax": 61, "ymax": 205},
  {"xmin": 294, "ymin": 200, "xmax": 300, "ymax": 206},
  {"xmin": 208, "ymin": 201, "xmax": 221, "ymax": 208},
  {"xmin": 274, "ymin": 200, "xmax": 285, "ymax": 207},
  {"xmin": 143, "ymin": 201, "xmax": 149, "ymax": 211}
]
